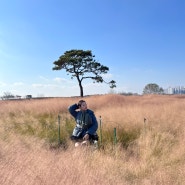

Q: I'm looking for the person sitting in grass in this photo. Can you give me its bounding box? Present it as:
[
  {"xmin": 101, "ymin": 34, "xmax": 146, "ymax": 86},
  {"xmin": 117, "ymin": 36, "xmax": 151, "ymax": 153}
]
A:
[{"xmin": 68, "ymin": 100, "xmax": 98, "ymax": 147}]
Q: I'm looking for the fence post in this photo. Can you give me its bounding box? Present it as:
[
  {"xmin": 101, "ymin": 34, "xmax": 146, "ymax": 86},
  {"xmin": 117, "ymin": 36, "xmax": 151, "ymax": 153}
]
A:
[
  {"xmin": 99, "ymin": 116, "xmax": 102, "ymax": 145},
  {"xmin": 144, "ymin": 117, "xmax": 147, "ymax": 135},
  {"xmin": 114, "ymin": 127, "xmax": 117, "ymax": 146},
  {"xmin": 58, "ymin": 114, "xmax": 61, "ymax": 145}
]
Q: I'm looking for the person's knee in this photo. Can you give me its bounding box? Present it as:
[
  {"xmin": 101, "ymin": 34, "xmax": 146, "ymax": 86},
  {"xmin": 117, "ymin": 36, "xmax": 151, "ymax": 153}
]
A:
[{"xmin": 70, "ymin": 135, "xmax": 78, "ymax": 141}]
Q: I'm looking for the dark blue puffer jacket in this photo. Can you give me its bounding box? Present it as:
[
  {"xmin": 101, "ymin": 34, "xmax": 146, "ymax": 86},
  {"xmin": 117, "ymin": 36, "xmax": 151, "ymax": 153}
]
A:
[{"xmin": 68, "ymin": 104, "xmax": 98, "ymax": 137}]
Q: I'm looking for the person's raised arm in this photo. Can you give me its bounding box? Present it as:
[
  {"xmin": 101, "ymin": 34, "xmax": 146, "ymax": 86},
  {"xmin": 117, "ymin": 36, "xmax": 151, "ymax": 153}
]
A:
[{"xmin": 68, "ymin": 103, "xmax": 79, "ymax": 118}]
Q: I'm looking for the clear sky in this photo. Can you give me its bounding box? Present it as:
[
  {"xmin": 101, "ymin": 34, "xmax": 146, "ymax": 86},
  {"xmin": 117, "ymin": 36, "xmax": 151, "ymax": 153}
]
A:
[{"xmin": 0, "ymin": 0, "xmax": 185, "ymax": 97}]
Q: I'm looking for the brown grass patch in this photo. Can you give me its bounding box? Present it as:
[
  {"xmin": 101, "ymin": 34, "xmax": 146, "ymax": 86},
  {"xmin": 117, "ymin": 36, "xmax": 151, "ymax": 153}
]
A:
[{"xmin": 1, "ymin": 94, "xmax": 185, "ymax": 184}]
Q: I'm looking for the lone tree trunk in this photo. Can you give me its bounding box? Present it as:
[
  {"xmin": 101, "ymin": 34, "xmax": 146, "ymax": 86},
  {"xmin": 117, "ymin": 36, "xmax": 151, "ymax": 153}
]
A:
[
  {"xmin": 77, "ymin": 76, "xmax": 84, "ymax": 97},
  {"xmin": 80, "ymin": 83, "xmax": 83, "ymax": 97}
]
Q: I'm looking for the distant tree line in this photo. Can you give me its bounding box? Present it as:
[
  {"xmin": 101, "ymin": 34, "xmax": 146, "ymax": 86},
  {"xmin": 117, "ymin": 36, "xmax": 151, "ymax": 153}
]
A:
[
  {"xmin": 1, "ymin": 92, "xmax": 15, "ymax": 100},
  {"xmin": 2, "ymin": 83, "xmax": 181, "ymax": 100},
  {"xmin": 0, "ymin": 92, "xmax": 32, "ymax": 100}
]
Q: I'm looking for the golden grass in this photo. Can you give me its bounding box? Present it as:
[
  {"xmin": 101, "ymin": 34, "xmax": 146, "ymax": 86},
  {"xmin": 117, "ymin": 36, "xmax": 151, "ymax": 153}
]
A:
[{"xmin": 0, "ymin": 94, "xmax": 185, "ymax": 184}]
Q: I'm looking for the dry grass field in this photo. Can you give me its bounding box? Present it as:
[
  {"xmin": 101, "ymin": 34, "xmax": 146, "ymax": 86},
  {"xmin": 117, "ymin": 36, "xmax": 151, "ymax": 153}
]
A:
[{"xmin": 0, "ymin": 94, "xmax": 185, "ymax": 185}]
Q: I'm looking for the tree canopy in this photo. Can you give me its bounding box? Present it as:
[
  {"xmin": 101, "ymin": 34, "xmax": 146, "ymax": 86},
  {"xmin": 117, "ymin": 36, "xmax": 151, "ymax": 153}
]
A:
[
  {"xmin": 53, "ymin": 49, "xmax": 116, "ymax": 97},
  {"xmin": 143, "ymin": 83, "xmax": 164, "ymax": 94}
]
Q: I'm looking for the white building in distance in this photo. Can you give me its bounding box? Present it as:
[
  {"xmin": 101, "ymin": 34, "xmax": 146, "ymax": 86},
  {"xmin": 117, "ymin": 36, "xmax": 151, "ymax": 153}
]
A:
[{"xmin": 165, "ymin": 86, "xmax": 185, "ymax": 94}]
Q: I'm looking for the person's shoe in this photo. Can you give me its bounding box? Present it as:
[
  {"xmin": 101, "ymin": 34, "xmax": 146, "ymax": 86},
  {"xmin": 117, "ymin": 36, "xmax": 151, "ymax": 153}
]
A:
[
  {"xmin": 81, "ymin": 140, "xmax": 89, "ymax": 146},
  {"xmin": 75, "ymin": 142, "xmax": 80, "ymax": 147}
]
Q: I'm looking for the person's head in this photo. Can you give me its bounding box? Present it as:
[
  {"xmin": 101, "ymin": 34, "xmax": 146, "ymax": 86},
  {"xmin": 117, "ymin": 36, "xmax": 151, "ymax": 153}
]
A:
[{"xmin": 78, "ymin": 100, "xmax": 87, "ymax": 111}]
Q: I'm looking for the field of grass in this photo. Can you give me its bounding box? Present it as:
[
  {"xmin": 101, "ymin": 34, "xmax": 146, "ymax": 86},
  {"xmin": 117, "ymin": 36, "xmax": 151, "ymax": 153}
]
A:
[{"xmin": 0, "ymin": 94, "xmax": 185, "ymax": 185}]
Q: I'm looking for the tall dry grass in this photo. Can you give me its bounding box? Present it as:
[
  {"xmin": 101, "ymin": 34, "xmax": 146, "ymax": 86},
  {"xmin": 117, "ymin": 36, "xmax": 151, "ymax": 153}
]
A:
[{"xmin": 0, "ymin": 94, "xmax": 185, "ymax": 184}]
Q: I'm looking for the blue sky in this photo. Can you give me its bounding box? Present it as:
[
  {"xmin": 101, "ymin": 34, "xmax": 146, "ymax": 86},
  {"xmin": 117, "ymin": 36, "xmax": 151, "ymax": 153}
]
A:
[{"xmin": 0, "ymin": 0, "xmax": 185, "ymax": 97}]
